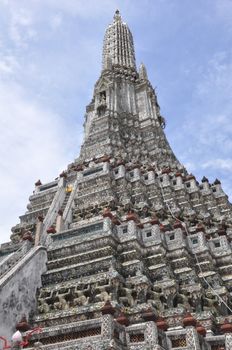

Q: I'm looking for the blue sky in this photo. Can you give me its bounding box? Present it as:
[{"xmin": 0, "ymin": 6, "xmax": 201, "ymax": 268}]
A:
[{"xmin": 0, "ymin": 0, "xmax": 231, "ymax": 243}]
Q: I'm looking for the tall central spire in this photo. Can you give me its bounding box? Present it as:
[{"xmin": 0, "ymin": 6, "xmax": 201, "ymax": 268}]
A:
[
  {"xmin": 81, "ymin": 11, "xmax": 179, "ymax": 168},
  {"xmin": 102, "ymin": 10, "xmax": 136, "ymax": 70}
]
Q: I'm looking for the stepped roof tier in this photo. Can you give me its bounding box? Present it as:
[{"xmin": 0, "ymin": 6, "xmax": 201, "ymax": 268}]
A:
[{"xmin": 0, "ymin": 11, "xmax": 232, "ymax": 350}]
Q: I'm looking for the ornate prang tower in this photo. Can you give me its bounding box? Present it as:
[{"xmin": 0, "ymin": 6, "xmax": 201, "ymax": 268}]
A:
[{"xmin": 0, "ymin": 11, "xmax": 232, "ymax": 350}]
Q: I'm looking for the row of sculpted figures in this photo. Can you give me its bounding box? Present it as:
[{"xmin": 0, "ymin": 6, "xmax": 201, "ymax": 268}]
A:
[{"xmin": 37, "ymin": 275, "xmax": 232, "ymax": 317}]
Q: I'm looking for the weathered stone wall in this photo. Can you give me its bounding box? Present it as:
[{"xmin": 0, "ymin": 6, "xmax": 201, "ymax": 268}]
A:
[{"xmin": 0, "ymin": 246, "xmax": 47, "ymax": 341}]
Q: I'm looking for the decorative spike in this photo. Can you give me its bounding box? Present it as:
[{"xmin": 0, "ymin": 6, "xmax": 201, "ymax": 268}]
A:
[
  {"xmin": 139, "ymin": 62, "xmax": 148, "ymax": 80},
  {"xmin": 214, "ymin": 178, "xmax": 221, "ymax": 185},
  {"xmin": 202, "ymin": 176, "xmax": 209, "ymax": 182},
  {"xmin": 113, "ymin": 9, "xmax": 122, "ymax": 22}
]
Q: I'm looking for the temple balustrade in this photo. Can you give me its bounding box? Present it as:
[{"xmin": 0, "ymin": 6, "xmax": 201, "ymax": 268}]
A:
[{"xmin": 0, "ymin": 240, "xmax": 32, "ymax": 278}]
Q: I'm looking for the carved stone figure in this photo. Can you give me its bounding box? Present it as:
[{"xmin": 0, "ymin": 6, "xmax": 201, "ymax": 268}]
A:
[
  {"xmin": 119, "ymin": 287, "xmax": 135, "ymax": 307},
  {"xmin": 163, "ymin": 287, "xmax": 177, "ymax": 309},
  {"xmin": 203, "ymin": 292, "xmax": 218, "ymax": 314},
  {"xmin": 38, "ymin": 299, "xmax": 50, "ymax": 314},
  {"xmin": 54, "ymin": 295, "xmax": 69, "ymax": 311},
  {"xmin": 176, "ymin": 292, "xmax": 191, "ymax": 310},
  {"xmin": 189, "ymin": 292, "xmax": 204, "ymax": 313},
  {"xmin": 95, "ymin": 288, "xmax": 111, "ymax": 302},
  {"xmin": 73, "ymin": 291, "xmax": 89, "ymax": 306}
]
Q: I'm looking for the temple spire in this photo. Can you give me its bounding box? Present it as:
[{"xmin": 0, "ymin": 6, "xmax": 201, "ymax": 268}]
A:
[
  {"xmin": 139, "ymin": 62, "xmax": 148, "ymax": 80},
  {"xmin": 102, "ymin": 10, "xmax": 136, "ymax": 70}
]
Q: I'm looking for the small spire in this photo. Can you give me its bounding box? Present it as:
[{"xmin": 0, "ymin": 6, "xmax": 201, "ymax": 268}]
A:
[
  {"xmin": 114, "ymin": 9, "xmax": 122, "ymax": 22},
  {"xmin": 201, "ymin": 176, "xmax": 209, "ymax": 183},
  {"xmin": 214, "ymin": 178, "xmax": 221, "ymax": 185},
  {"xmin": 139, "ymin": 62, "xmax": 148, "ymax": 80}
]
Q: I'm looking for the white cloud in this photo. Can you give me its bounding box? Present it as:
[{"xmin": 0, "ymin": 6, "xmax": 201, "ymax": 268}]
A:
[
  {"xmin": 5, "ymin": 6, "xmax": 37, "ymax": 47},
  {"xmin": 202, "ymin": 159, "xmax": 232, "ymax": 171},
  {"xmin": 215, "ymin": 0, "xmax": 232, "ymax": 31},
  {"xmin": 0, "ymin": 55, "xmax": 19, "ymax": 75},
  {"xmin": 182, "ymin": 51, "xmax": 232, "ymax": 151},
  {"xmin": 44, "ymin": 0, "xmax": 118, "ymax": 18},
  {"xmin": 182, "ymin": 161, "xmax": 196, "ymax": 173},
  {"xmin": 172, "ymin": 49, "xmax": 232, "ymax": 202},
  {"xmin": 0, "ymin": 81, "xmax": 79, "ymax": 244},
  {"xmin": 0, "ymin": 58, "xmax": 14, "ymax": 74},
  {"xmin": 50, "ymin": 13, "xmax": 63, "ymax": 30},
  {"xmin": 2, "ymin": 0, "xmax": 118, "ymax": 22},
  {"xmin": 196, "ymin": 50, "xmax": 232, "ymax": 102}
]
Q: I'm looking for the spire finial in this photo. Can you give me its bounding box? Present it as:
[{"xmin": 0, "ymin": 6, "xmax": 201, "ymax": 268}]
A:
[{"xmin": 114, "ymin": 9, "xmax": 122, "ymax": 22}]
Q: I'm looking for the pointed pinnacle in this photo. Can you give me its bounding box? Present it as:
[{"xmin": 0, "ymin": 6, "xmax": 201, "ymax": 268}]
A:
[{"xmin": 114, "ymin": 9, "xmax": 122, "ymax": 22}]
